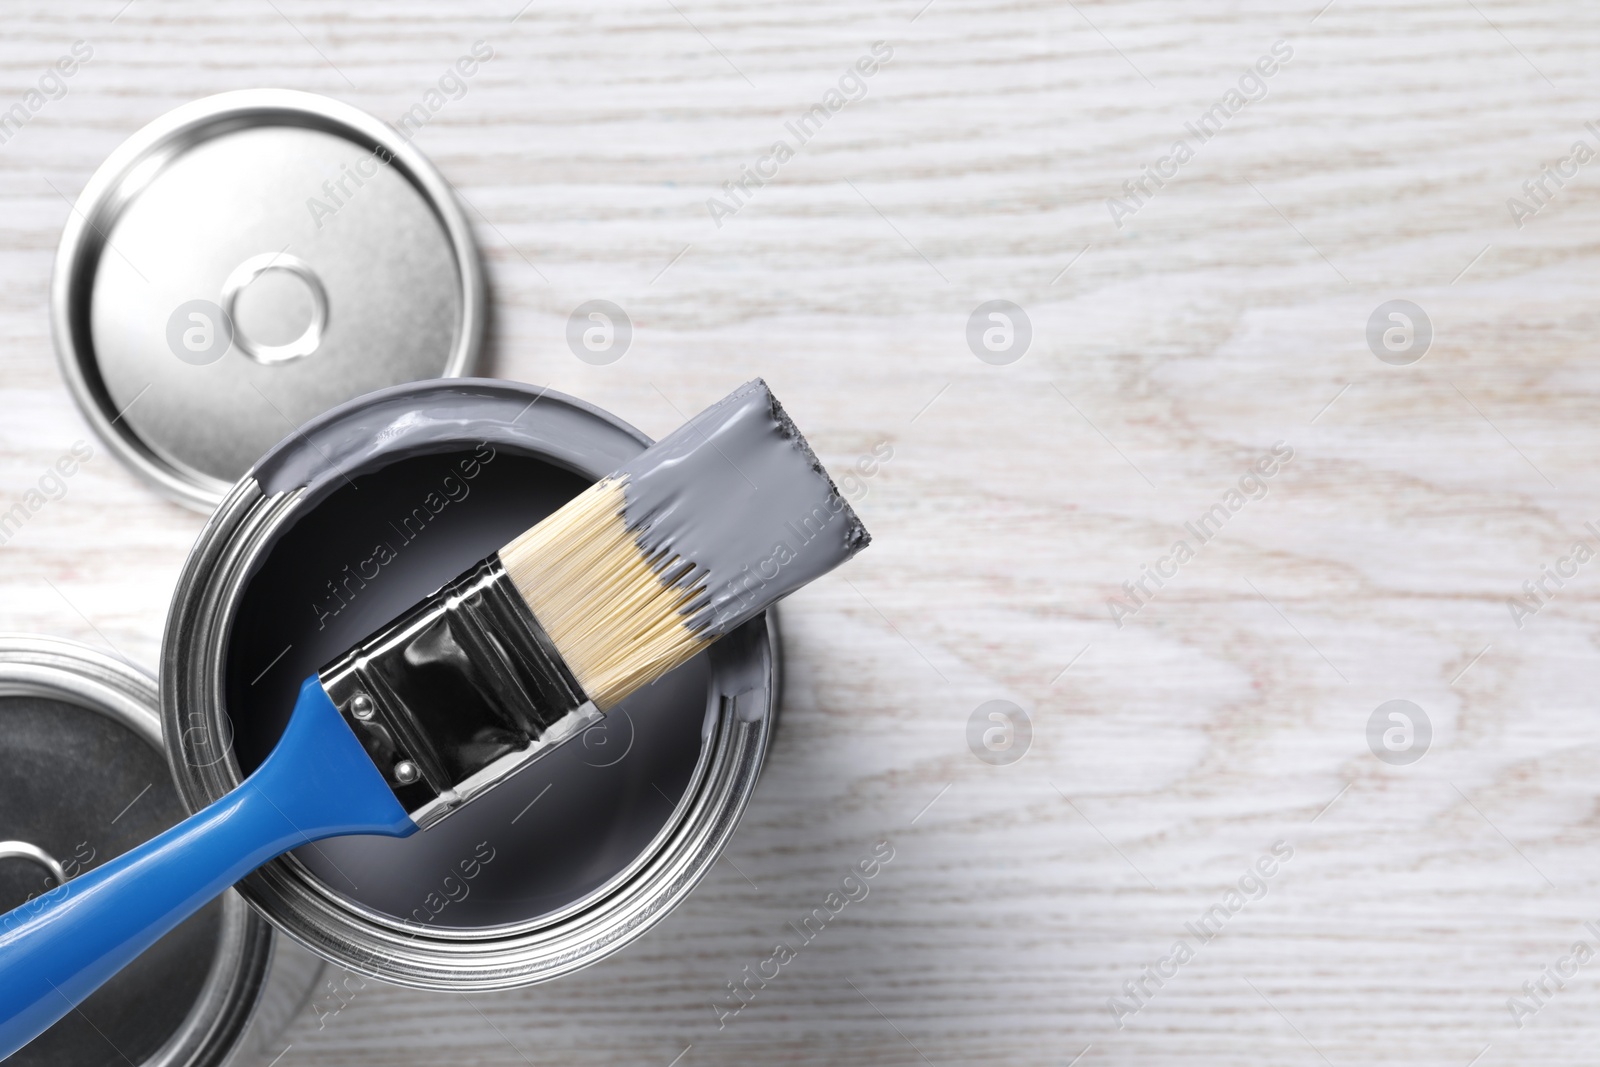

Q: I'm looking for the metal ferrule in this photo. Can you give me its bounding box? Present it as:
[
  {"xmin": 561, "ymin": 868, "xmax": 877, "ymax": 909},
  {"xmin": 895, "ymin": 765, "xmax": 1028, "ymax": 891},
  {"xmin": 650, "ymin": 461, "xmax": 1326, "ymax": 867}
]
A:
[{"xmin": 318, "ymin": 554, "xmax": 598, "ymax": 830}]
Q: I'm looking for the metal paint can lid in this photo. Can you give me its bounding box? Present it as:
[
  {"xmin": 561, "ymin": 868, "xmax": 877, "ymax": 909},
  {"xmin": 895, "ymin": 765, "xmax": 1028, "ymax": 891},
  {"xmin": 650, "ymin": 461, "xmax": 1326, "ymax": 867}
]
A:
[
  {"xmin": 51, "ymin": 89, "xmax": 484, "ymax": 512},
  {"xmin": 0, "ymin": 634, "xmax": 316, "ymax": 1065}
]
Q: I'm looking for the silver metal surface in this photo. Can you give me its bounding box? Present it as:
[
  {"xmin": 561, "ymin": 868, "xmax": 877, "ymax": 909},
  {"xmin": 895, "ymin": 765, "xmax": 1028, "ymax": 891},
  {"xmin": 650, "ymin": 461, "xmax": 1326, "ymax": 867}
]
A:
[
  {"xmin": 0, "ymin": 635, "xmax": 319, "ymax": 1066},
  {"xmin": 161, "ymin": 380, "xmax": 782, "ymax": 990},
  {"xmin": 318, "ymin": 554, "xmax": 593, "ymax": 829},
  {"xmin": 402, "ymin": 702, "xmax": 604, "ymax": 831},
  {"xmin": 221, "ymin": 252, "xmax": 329, "ymax": 366},
  {"xmin": 0, "ymin": 841, "xmax": 67, "ymax": 887},
  {"xmin": 52, "ymin": 89, "xmax": 484, "ymax": 512}
]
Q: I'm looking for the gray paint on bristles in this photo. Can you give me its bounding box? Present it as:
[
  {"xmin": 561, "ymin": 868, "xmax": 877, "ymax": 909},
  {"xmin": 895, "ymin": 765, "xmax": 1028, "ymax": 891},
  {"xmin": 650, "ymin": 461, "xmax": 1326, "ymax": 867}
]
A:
[{"xmin": 613, "ymin": 379, "xmax": 870, "ymax": 638}]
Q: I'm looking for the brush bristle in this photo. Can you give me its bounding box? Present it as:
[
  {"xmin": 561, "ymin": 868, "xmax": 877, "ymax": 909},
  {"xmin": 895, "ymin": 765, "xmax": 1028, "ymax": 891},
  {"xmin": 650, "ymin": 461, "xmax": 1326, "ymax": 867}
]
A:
[
  {"xmin": 501, "ymin": 379, "xmax": 868, "ymax": 711},
  {"xmin": 499, "ymin": 477, "xmax": 709, "ymax": 711}
]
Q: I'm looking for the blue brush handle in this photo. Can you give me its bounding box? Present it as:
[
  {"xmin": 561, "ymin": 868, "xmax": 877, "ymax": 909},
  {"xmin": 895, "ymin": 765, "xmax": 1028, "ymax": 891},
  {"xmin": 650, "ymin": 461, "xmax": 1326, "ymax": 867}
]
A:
[{"xmin": 0, "ymin": 676, "xmax": 416, "ymax": 1060}]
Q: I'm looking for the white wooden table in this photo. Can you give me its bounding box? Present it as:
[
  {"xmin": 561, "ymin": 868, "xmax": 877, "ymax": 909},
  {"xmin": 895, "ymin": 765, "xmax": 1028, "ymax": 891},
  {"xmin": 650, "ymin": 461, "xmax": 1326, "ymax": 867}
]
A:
[{"xmin": 4, "ymin": 1, "xmax": 1600, "ymax": 1063}]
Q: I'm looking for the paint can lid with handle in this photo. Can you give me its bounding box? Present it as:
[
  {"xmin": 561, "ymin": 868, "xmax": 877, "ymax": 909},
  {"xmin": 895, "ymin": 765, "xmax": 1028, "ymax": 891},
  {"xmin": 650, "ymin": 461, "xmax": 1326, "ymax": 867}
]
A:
[{"xmin": 51, "ymin": 89, "xmax": 484, "ymax": 512}]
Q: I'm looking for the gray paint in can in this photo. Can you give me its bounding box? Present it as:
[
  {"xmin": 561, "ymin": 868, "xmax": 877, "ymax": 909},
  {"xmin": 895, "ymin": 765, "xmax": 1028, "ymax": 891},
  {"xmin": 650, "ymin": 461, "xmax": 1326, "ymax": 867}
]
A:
[{"xmin": 162, "ymin": 379, "xmax": 782, "ymax": 989}]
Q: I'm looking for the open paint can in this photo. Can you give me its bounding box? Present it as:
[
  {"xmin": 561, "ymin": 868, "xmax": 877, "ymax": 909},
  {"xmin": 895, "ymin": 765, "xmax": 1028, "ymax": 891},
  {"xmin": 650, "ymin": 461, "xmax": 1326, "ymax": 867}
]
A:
[
  {"xmin": 0, "ymin": 636, "xmax": 321, "ymax": 1065},
  {"xmin": 161, "ymin": 379, "xmax": 780, "ymax": 988}
]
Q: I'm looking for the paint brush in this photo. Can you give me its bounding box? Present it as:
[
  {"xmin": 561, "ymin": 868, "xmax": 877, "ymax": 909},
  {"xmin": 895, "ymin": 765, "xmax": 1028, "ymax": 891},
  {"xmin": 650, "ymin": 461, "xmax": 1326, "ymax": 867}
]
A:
[{"xmin": 0, "ymin": 379, "xmax": 868, "ymax": 1057}]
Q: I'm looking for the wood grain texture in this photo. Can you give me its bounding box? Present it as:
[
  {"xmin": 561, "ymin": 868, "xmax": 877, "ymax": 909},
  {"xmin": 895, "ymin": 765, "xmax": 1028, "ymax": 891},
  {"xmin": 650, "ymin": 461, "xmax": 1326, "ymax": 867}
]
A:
[{"xmin": 3, "ymin": 0, "xmax": 1600, "ymax": 1063}]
